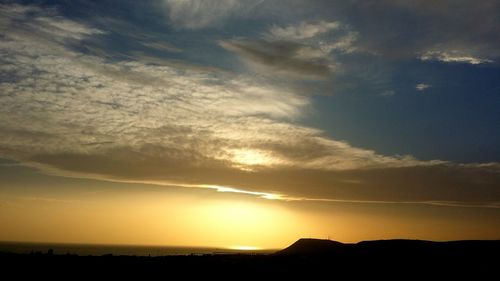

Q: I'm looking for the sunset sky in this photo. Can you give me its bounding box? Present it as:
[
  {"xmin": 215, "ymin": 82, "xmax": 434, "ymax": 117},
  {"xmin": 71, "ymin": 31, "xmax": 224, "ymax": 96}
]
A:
[{"xmin": 1, "ymin": 0, "xmax": 499, "ymax": 249}]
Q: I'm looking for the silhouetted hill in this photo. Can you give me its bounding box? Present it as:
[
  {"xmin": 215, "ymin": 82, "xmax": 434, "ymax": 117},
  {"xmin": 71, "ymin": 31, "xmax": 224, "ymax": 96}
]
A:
[
  {"xmin": 278, "ymin": 238, "xmax": 348, "ymax": 255},
  {"xmin": 274, "ymin": 238, "xmax": 500, "ymax": 277},
  {"xmin": 279, "ymin": 238, "xmax": 500, "ymax": 257}
]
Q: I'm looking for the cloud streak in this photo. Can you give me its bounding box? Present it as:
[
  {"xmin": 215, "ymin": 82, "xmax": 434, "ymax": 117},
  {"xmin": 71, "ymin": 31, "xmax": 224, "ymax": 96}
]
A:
[{"xmin": 419, "ymin": 51, "xmax": 493, "ymax": 65}]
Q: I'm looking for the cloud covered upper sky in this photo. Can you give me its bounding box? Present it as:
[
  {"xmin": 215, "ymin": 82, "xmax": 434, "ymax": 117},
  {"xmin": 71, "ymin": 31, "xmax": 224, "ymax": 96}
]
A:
[{"xmin": 0, "ymin": 1, "xmax": 499, "ymax": 208}]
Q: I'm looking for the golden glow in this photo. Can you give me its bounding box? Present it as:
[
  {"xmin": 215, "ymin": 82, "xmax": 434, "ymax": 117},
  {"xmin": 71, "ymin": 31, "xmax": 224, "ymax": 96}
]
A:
[
  {"xmin": 229, "ymin": 246, "xmax": 260, "ymax": 251},
  {"xmin": 189, "ymin": 200, "xmax": 300, "ymax": 248},
  {"xmin": 0, "ymin": 190, "xmax": 303, "ymax": 248},
  {"xmin": 228, "ymin": 149, "xmax": 281, "ymax": 169},
  {"xmin": 2, "ymin": 182, "xmax": 500, "ymax": 249}
]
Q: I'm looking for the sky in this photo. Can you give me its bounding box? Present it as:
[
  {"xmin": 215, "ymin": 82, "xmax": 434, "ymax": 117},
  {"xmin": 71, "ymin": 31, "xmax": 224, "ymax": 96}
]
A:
[{"xmin": 0, "ymin": 0, "xmax": 499, "ymax": 249}]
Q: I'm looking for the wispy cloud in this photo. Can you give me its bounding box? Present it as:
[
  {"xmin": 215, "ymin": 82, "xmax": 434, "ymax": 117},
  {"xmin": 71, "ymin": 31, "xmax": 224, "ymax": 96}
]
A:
[
  {"xmin": 219, "ymin": 20, "xmax": 357, "ymax": 79},
  {"xmin": 380, "ymin": 90, "xmax": 396, "ymax": 97},
  {"xmin": 420, "ymin": 50, "xmax": 493, "ymax": 65},
  {"xmin": 219, "ymin": 39, "xmax": 334, "ymax": 79},
  {"xmin": 0, "ymin": 3, "xmax": 103, "ymax": 41},
  {"xmin": 268, "ymin": 20, "xmax": 341, "ymax": 40},
  {"xmin": 302, "ymin": 1, "xmax": 500, "ymax": 64},
  {"xmin": 161, "ymin": 0, "xmax": 263, "ymax": 29},
  {"xmin": 266, "ymin": 20, "xmax": 359, "ymax": 54},
  {"xmin": 415, "ymin": 83, "xmax": 431, "ymax": 91},
  {"xmin": 140, "ymin": 41, "xmax": 182, "ymax": 53}
]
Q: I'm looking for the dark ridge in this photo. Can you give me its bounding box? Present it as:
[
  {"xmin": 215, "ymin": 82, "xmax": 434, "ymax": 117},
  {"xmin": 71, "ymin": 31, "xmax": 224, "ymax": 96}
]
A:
[
  {"xmin": 277, "ymin": 238, "xmax": 348, "ymax": 255},
  {"xmin": 278, "ymin": 238, "xmax": 500, "ymax": 257},
  {"xmin": 1, "ymin": 238, "xmax": 499, "ymax": 277}
]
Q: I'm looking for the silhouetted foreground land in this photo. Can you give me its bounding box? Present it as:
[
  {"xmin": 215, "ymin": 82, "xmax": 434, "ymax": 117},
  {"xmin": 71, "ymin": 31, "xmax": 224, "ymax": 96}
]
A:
[{"xmin": 2, "ymin": 239, "xmax": 499, "ymax": 278}]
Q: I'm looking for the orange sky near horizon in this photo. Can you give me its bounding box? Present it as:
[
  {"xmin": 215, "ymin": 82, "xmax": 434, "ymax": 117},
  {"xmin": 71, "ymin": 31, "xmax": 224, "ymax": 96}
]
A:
[{"xmin": 1, "ymin": 167, "xmax": 499, "ymax": 249}]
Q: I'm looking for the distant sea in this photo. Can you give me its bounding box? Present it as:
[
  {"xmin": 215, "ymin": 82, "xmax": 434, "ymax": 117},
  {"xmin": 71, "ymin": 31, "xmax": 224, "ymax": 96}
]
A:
[{"xmin": 0, "ymin": 241, "xmax": 275, "ymax": 256}]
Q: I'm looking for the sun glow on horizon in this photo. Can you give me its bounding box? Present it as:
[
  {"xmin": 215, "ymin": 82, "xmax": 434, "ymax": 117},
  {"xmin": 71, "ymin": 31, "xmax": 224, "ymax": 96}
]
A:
[
  {"xmin": 228, "ymin": 245, "xmax": 261, "ymax": 251},
  {"xmin": 189, "ymin": 200, "xmax": 300, "ymax": 249}
]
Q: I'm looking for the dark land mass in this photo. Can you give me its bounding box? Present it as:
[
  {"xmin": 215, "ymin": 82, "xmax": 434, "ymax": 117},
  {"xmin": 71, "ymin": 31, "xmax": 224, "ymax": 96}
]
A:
[{"xmin": 1, "ymin": 238, "xmax": 499, "ymax": 278}]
